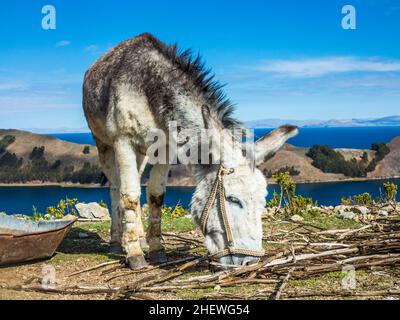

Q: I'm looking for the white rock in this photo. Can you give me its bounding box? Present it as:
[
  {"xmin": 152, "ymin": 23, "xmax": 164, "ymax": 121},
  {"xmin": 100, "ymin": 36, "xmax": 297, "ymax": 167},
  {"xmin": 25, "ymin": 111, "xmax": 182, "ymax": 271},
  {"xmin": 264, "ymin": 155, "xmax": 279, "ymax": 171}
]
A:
[
  {"xmin": 353, "ymin": 206, "xmax": 370, "ymax": 215},
  {"xmin": 338, "ymin": 211, "xmax": 355, "ymax": 220},
  {"xmin": 381, "ymin": 205, "xmax": 394, "ymax": 213},
  {"xmin": 76, "ymin": 202, "xmax": 111, "ymax": 220},
  {"xmin": 334, "ymin": 205, "xmax": 349, "ymax": 213},
  {"xmin": 377, "ymin": 210, "xmax": 388, "ymax": 216},
  {"xmin": 290, "ymin": 214, "xmax": 304, "ymax": 222}
]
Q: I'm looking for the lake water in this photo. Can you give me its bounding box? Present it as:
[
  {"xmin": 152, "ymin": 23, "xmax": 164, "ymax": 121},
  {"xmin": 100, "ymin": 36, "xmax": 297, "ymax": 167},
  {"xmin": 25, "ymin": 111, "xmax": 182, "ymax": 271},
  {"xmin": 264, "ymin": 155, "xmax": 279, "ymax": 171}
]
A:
[
  {"xmin": 49, "ymin": 126, "xmax": 400, "ymax": 149},
  {"xmin": 1, "ymin": 127, "xmax": 397, "ymax": 215},
  {"xmin": 1, "ymin": 179, "xmax": 399, "ymax": 215}
]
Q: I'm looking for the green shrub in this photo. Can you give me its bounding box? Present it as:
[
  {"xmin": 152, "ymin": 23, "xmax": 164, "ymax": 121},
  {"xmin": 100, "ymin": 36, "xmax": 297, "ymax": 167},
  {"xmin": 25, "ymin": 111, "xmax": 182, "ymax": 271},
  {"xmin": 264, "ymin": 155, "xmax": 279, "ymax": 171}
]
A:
[
  {"xmin": 342, "ymin": 192, "xmax": 373, "ymax": 206},
  {"xmin": 0, "ymin": 135, "xmax": 16, "ymax": 153},
  {"xmin": 269, "ymin": 170, "xmax": 316, "ymax": 215},
  {"xmin": 307, "ymin": 143, "xmax": 390, "ymax": 178},
  {"xmin": 264, "ymin": 166, "xmax": 300, "ymax": 178},
  {"xmin": 383, "ymin": 182, "xmax": 398, "ymax": 202},
  {"xmin": 46, "ymin": 198, "xmax": 78, "ymax": 219},
  {"xmin": 99, "ymin": 200, "xmax": 108, "ymax": 209}
]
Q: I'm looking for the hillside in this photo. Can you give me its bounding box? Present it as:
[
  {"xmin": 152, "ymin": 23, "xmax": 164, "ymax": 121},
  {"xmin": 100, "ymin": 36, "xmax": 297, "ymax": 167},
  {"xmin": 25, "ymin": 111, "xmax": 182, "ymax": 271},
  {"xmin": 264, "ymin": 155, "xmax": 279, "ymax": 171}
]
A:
[
  {"xmin": 369, "ymin": 136, "xmax": 400, "ymax": 178},
  {"xmin": 0, "ymin": 129, "xmax": 98, "ymax": 170},
  {"xmin": 0, "ymin": 130, "xmax": 100, "ymax": 184},
  {"xmin": 0, "ymin": 129, "xmax": 399, "ymax": 186}
]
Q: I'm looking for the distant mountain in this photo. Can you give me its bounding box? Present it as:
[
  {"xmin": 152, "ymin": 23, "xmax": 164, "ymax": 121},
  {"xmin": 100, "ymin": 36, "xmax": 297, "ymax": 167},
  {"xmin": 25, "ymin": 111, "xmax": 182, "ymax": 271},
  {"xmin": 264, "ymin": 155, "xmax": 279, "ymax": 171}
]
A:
[{"xmin": 245, "ymin": 116, "xmax": 400, "ymax": 128}]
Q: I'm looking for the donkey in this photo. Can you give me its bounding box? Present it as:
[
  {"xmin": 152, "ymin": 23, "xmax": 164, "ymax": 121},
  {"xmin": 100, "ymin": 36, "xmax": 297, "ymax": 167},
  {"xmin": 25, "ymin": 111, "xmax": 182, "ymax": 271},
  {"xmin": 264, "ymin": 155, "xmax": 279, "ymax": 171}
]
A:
[{"xmin": 83, "ymin": 33, "xmax": 298, "ymax": 269}]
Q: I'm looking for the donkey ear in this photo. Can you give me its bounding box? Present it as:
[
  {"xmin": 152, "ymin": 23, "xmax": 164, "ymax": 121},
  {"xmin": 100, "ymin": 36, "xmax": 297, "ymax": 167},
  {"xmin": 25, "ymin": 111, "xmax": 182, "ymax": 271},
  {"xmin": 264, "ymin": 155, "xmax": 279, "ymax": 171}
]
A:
[
  {"xmin": 201, "ymin": 105, "xmax": 212, "ymax": 129},
  {"xmin": 254, "ymin": 125, "xmax": 299, "ymax": 166}
]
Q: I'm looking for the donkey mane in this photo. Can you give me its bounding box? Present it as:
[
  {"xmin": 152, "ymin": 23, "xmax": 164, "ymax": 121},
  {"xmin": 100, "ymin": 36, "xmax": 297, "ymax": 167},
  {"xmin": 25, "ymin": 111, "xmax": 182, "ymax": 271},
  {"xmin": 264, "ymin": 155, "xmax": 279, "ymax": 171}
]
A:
[{"xmin": 138, "ymin": 33, "xmax": 241, "ymax": 130}]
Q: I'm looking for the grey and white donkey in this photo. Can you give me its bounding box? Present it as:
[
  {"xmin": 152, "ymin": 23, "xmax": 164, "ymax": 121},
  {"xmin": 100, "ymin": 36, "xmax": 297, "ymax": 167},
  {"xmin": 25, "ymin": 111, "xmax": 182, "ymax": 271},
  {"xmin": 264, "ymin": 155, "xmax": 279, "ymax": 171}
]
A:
[{"xmin": 83, "ymin": 33, "xmax": 298, "ymax": 269}]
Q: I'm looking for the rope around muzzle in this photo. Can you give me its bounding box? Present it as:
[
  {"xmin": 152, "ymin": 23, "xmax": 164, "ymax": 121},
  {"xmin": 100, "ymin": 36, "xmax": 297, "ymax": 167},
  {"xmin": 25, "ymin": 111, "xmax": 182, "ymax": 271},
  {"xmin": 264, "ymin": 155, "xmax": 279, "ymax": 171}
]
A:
[{"xmin": 199, "ymin": 165, "xmax": 265, "ymax": 262}]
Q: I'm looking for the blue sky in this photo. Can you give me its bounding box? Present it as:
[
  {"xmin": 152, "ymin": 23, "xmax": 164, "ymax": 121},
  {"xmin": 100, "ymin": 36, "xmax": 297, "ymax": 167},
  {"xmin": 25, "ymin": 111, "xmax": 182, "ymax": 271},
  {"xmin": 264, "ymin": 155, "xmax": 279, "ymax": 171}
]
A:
[{"xmin": 0, "ymin": 0, "xmax": 399, "ymax": 131}]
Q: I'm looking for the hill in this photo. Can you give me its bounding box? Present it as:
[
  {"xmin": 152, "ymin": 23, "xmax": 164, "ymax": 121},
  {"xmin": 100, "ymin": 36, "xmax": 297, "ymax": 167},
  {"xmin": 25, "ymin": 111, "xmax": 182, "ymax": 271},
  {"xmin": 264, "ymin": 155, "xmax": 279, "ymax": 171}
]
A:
[
  {"xmin": 0, "ymin": 130, "xmax": 100, "ymax": 184},
  {"xmin": 369, "ymin": 136, "xmax": 400, "ymax": 178},
  {"xmin": 0, "ymin": 129, "xmax": 399, "ymax": 186}
]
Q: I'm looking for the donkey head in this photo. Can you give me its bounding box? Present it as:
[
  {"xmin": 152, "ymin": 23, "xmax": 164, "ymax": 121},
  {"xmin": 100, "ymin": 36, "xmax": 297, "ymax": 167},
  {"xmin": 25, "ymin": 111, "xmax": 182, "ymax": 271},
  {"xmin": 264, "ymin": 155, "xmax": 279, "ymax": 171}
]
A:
[{"xmin": 191, "ymin": 125, "xmax": 298, "ymax": 267}]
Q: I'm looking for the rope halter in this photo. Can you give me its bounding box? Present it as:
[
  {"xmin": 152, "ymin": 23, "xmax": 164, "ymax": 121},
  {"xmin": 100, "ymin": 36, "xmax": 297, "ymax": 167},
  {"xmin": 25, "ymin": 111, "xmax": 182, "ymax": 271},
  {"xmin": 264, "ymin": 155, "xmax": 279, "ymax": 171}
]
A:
[{"xmin": 199, "ymin": 164, "xmax": 265, "ymax": 262}]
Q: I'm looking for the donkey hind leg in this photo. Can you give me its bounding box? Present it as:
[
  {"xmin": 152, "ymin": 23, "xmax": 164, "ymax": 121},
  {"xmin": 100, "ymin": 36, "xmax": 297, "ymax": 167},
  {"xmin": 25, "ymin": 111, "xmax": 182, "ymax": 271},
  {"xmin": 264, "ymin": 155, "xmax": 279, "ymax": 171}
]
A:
[
  {"xmin": 146, "ymin": 164, "xmax": 170, "ymax": 264},
  {"xmin": 94, "ymin": 138, "xmax": 123, "ymax": 253},
  {"xmin": 137, "ymin": 156, "xmax": 149, "ymax": 250},
  {"xmin": 114, "ymin": 138, "xmax": 148, "ymax": 269}
]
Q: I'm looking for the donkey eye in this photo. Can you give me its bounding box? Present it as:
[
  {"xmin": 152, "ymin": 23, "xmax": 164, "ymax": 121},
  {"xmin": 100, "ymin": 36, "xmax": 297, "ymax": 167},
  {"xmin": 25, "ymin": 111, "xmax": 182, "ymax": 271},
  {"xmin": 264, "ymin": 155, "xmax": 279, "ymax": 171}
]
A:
[{"xmin": 227, "ymin": 196, "xmax": 243, "ymax": 209}]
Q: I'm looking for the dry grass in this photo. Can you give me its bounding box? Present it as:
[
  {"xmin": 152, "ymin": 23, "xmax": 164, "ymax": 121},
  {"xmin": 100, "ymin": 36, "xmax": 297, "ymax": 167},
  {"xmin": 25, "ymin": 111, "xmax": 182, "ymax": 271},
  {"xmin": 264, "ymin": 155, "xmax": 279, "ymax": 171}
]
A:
[{"xmin": 1, "ymin": 213, "xmax": 400, "ymax": 300}]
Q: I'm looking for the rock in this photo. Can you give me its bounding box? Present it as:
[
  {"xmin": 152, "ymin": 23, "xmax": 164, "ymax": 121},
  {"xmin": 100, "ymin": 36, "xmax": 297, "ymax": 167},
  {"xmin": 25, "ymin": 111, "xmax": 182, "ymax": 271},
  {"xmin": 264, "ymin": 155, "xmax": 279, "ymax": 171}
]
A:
[
  {"xmin": 290, "ymin": 214, "xmax": 304, "ymax": 222},
  {"xmin": 334, "ymin": 205, "xmax": 349, "ymax": 213},
  {"xmin": 353, "ymin": 206, "xmax": 370, "ymax": 215},
  {"xmin": 78, "ymin": 232, "xmax": 89, "ymax": 239},
  {"xmin": 338, "ymin": 211, "xmax": 355, "ymax": 220},
  {"xmin": 377, "ymin": 210, "xmax": 388, "ymax": 216},
  {"xmin": 381, "ymin": 205, "xmax": 394, "ymax": 213},
  {"xmin": 75, "ymin": 202, "xmax": 111, "ymax": 220}
]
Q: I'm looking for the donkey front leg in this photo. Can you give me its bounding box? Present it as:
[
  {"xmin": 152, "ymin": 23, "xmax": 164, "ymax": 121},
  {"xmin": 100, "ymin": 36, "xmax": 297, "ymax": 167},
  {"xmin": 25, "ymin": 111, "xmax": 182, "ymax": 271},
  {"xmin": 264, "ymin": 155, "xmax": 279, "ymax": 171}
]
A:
[
  {"xmin": 146, "ymin": 164, "xmax": 170, "ymax": 264},
  {"xmin": 114, "ymin": 138, "xmax": 148, "ymax": 269}
]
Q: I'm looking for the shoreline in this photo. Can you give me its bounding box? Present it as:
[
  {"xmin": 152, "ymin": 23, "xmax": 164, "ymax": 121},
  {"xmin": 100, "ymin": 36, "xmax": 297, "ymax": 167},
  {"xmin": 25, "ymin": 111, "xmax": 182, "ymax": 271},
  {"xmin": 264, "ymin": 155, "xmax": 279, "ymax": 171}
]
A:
[{"xmin": 0, "ymin": 175, "xmax": 399, "ymax": 188}]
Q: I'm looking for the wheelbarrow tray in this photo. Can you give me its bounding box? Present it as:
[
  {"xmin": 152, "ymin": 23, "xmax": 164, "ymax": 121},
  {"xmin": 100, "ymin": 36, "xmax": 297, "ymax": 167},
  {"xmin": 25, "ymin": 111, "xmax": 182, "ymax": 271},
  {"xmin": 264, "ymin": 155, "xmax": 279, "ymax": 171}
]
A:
[{"xmin": 0, "ymin": 214, "xmax": 77, "ymax": 266}]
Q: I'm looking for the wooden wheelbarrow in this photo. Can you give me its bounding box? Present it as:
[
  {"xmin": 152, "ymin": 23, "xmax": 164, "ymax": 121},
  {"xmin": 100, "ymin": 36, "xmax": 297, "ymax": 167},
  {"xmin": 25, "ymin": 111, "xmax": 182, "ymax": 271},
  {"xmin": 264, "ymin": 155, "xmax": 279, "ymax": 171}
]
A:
[{"xmin": 0, "ymin": 214, "xmax": 77, "ymax": 266}]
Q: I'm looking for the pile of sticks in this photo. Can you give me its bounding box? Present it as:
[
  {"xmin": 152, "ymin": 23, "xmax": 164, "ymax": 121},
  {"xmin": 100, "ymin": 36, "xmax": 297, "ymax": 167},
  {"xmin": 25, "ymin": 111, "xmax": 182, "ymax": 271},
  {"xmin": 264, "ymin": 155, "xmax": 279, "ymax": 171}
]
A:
[{"xmin": 10, "ymin": 216, "xmax": 400, "ymax": 300}]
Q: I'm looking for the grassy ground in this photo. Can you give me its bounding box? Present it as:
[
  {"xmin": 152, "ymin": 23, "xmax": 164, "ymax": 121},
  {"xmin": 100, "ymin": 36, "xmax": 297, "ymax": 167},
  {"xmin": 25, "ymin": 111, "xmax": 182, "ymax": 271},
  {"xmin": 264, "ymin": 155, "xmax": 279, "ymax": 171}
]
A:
[{"xmin": 0, "ymin": 212, "xmax": 399, "ymax": 300}]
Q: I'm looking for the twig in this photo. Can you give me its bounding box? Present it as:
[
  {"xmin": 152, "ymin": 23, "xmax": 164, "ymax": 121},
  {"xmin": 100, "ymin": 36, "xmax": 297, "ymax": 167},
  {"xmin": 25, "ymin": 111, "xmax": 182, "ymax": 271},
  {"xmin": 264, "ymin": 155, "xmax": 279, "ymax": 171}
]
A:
[
  {"xmin": 68, "ymin": 260, "xmax": 122, "ymax": 277},
  {"xmin": 273, "ymin": 268, "xmax": 293, "ymax": 300}
]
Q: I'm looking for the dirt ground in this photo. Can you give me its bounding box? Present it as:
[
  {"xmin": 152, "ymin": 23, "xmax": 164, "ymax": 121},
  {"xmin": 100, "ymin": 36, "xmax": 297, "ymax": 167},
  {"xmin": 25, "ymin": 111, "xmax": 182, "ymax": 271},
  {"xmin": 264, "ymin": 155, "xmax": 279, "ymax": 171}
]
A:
[{"xmin": 1, "ymin": 214, "xmax": 400, "ymax": 300}]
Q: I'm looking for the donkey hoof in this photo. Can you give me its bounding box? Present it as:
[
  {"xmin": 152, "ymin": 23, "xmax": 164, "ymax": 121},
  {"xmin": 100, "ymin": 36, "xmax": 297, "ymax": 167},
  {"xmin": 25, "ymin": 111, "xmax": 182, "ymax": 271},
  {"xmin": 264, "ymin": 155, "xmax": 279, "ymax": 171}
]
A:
[
  {"xmin": 148, "ymin": 249, "xmax": 167, "ymax": 264},
  {"xmin": 139, "ymin": 237, "xmax": 149, "ymax": 249},
  {"xmin": 109, "ymin": 242, "xmax": 123, "ymax": 254},
  {"xmin": 126, "ymin": 255, "xmax": 148, "ymax": 270}
]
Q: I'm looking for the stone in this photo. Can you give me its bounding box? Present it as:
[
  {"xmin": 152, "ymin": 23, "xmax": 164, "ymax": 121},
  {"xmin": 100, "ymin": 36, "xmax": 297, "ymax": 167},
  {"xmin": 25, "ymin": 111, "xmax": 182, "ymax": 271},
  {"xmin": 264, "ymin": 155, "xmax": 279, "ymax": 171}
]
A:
[
  {"xmin": 334, "ymin": 205, "xmax": 349, "ymax": 213},
  {"xmin": 75, "ymin": 202, "xmax": 111, "ymax": 220},
  {"xmin": 338, "ymin": 211, "xmax": 355, "ymax": 220},
  {"xmin": 78, "ymin": 232, "xmax": 89, "ymax": 239},
  {"xmin": 377, "ymin": 210, "xmax": 388, "ymax": 216},
  {"xmin": 353, "ymin": 206, "xmax": 370, "ymax": 215},
  {"xmin": 290, "ymin": 214, "xmax": 304, "ymax": 222},
  {"xmin": 381, "ymin": 205, "xmax": 394, "ymax": 213}
]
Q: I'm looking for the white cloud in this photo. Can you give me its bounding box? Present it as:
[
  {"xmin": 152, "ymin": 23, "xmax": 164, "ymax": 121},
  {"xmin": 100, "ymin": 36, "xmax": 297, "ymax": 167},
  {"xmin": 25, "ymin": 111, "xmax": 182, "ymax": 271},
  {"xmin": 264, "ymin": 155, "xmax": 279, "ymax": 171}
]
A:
[
  {"xmin": 55, "ymin": 40, "xmax": 71, "ymax": 47},
  {"xmin": 254, "ymin": 57, "xmax": 400, "ymax": 77},
  {"xmin": 84, "ymin": 44, "xmax": 101, "ymax": 55}
]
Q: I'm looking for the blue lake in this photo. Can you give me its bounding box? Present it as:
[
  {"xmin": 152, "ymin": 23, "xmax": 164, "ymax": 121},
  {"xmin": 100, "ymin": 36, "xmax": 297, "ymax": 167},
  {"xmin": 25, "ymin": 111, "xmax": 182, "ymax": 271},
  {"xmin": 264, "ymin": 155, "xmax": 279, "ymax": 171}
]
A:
[
  {"xmin": 49, "ymin": 126, "xmax": 400, "ymax": 149},
  {"xmin": 1, "ymin": 179, "xmax": 399, "ymax": 215},
  {"xmin": 3, "ymin": 127, "xmax": 396, "ymax": 216}
]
